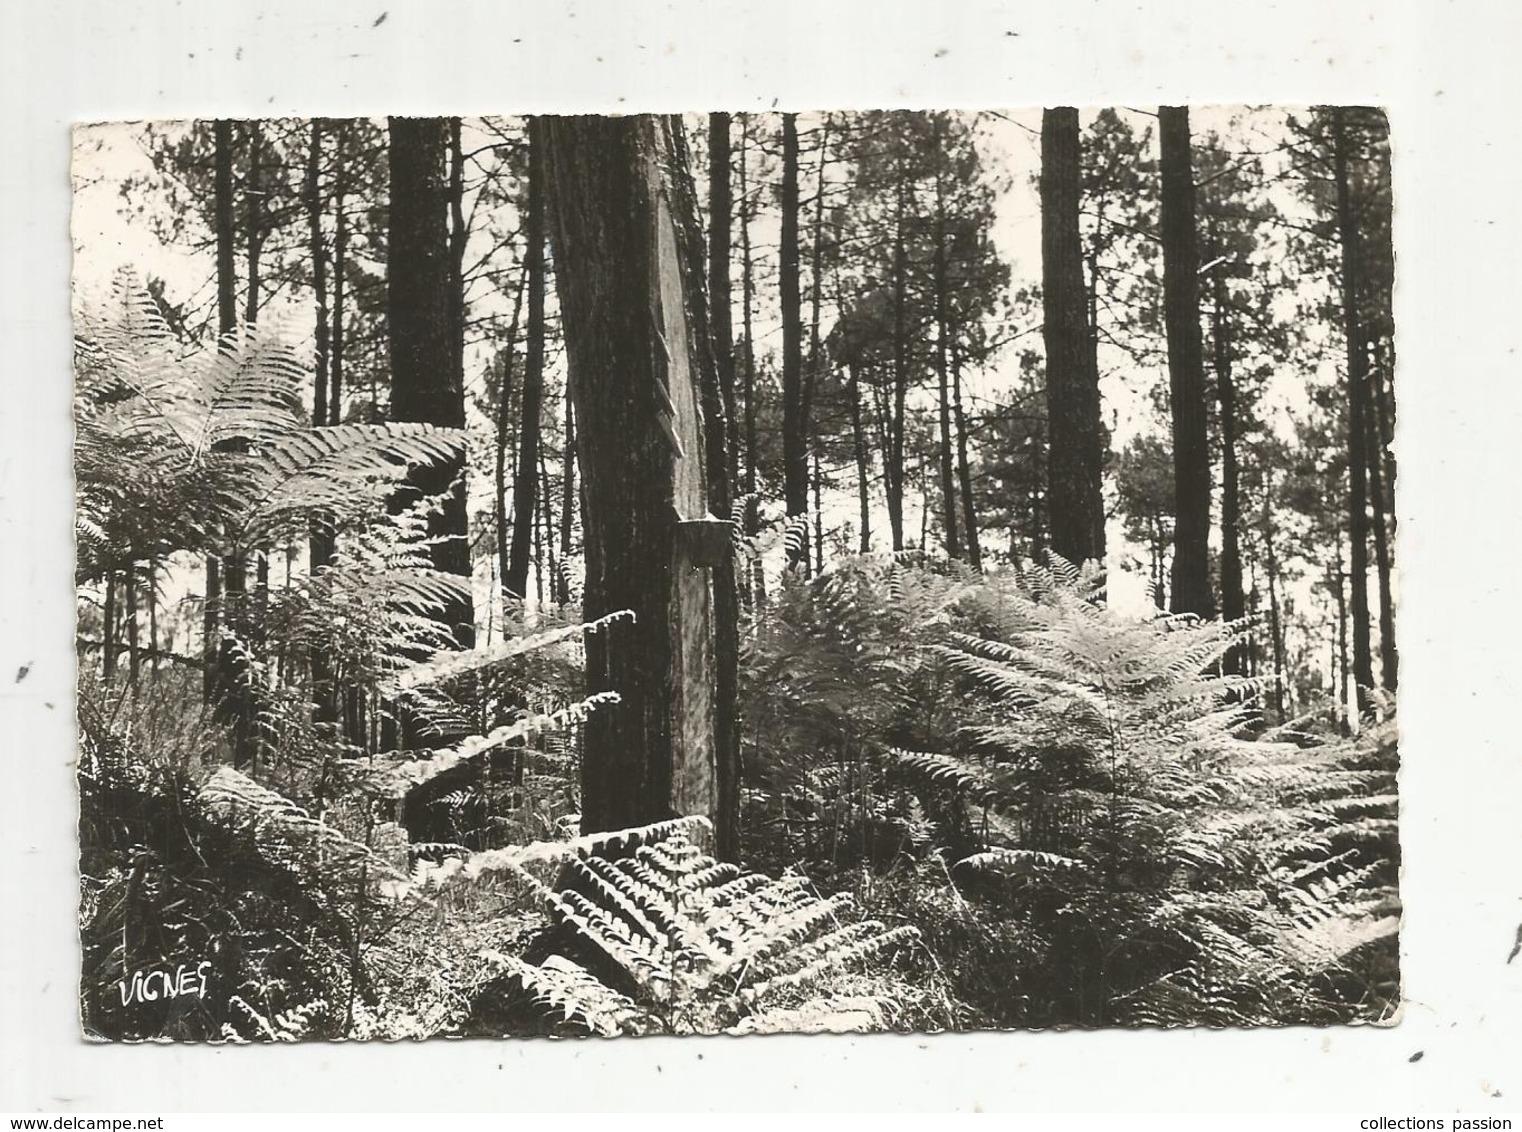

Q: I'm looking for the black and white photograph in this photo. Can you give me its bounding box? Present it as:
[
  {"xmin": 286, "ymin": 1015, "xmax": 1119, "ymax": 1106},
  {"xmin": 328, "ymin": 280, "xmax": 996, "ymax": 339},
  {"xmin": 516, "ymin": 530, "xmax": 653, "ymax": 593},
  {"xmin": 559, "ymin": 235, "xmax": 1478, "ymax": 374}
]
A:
[
  {"xmin": 3, "ymin": 0, "xmax": 1521, "ymax": 1115},
  {"xmin": 70, "ymin": 106, "xmax": 1401, "ymax": 1042}
]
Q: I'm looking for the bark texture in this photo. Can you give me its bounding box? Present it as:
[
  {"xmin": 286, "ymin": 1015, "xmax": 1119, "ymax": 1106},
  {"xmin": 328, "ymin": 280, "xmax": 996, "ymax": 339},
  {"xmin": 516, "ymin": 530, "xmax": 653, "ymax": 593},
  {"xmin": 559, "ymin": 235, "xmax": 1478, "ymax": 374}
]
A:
[
  {"xmin": 543, "ymin": 115, "xmax": 729, "ymax": 845},
  {"xmin": 1159, "ymin": 106, "xmax": 1215, "ymax": 618},
  {"xmin": 1041, "ymin": 108, "xmax": 1106, "ymax": 567}
]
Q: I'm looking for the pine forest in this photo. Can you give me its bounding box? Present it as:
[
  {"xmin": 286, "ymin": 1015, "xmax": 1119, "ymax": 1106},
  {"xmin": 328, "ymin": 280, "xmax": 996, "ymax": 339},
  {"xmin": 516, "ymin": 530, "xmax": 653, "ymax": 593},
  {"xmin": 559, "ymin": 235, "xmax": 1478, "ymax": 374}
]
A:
[{"xmin": 71, "ymin": 107, "xmax": 1399, "ymax": 1040}]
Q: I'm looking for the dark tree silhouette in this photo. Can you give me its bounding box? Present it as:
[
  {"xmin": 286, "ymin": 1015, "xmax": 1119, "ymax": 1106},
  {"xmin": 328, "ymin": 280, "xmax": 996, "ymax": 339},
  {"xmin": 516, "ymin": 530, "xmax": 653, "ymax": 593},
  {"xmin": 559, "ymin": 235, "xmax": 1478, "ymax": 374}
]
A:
[
  {"xmin": 1041, "ymin": 108, "xmax": 1106, "ymax": 567},
  {"xmin": 1159, "ymin": 106, "xmax": 1215, "ymax": 618},
  {"xmin": 387, "ymin": 117, "xmax": 474, "ymax": 650}
]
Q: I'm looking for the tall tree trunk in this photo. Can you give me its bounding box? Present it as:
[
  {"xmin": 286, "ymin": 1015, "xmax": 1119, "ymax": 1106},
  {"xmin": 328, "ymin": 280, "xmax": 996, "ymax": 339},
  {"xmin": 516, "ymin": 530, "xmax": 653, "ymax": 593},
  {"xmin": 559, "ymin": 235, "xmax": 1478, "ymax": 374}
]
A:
[
  {"xmin": 812, "ymin": 451, "xmax": 825, "ymax": 573},
  {"xmin": 305, "ymin": 121, "xmax": 337, "ymax": 719},
  {"xmin": 495, "ymin": 267, "xmax": 527, "ymax": 606},
  {"xmin": 329, "ymin": 126, "xmax": 348, "ymax": 426},
  {"xmin": 448, "ymin": 118, "xmax": 467, "ymax": 389},
  {"xmin": 738, "ymin": 116, "xmax": 764, "ymax": 610},
  {"xmin": 102, "ymin": 570, "xmax": 117, "ymax": 682},
  {"xmin": 739, "ymin": 115, "xmax": 758, "ymax": 501},
  {"xmin": 1158, "ymin": 106, "xmax": 1215, "ymax": 618},
  {"xmin": 204, "ymin": 120, "xmax": 236, "ymax": 701},
  {"xmin": 887, "ymin": 181, "xmax": 909, "ymax": 551},
  {"xmin": 1209, "ymin": 239, "xmax": 1245, "ymax": 668},
  {"xmin": 951, "ymin": 337, "xmax": 981, "ymax": 568},
  {"xmin": 1373, "ymin": 339, "xmax": 1397, "ymax": 509},
  {"xmin": 933, "ymin": 119, "xmax": 960, "ymax": 560},
  {"xmin": 1366, "ymin": 380, "xmax": 1397, "ymax": 692},
  {"xmin": 850, "ymin": 364, "xmax": 872, "ymax": 552},
  {"xmin": 558, "ymin": 396, "xmax": 576, "ymax": 604},
  {"xmin": 544, "ymin": 114, "xmax": 732, "ymax": 848},
  {"xmin": 126, "ymin": 567, "xmax": 139, "ymax": 685},
  {"xmin": 801, "ymin": 117, "xmax": 832, "ymax": 537},
  {"xmin": 1333, "ymin": 532, "xmax": 1350, "ymax": 734},
  {"xmin": 780, "ymin": 114, "xmax": 808, "ymax": 567},
  {"xmin": 708, "ymin": 112, "xmax": 740, "ymax": 491},
  {"xmin": 387, "ymin": 116, "xmax": 473, "ymax": 654},
  {"xmin": 1333, "ymin": 108, "xmax": 1376, "ymax": 700},
  {"xmin": 666, "ymin": 120, "xmax": 742, "ymax": 858},
  {"xmin": 244, "ymin": 121, "xmax": 264, "ymax": 325},
  {"xmin": 147, "ymin": 558, "xmax": 160, "ymax": 674},
  {"xmin": 306, "ymin": 122, "xmax": 333, "ymax": 512},
  {"xmin": 507, "ymin": 119, "xmax": 547, "ymax": 602},
  {"xmin": 1041, "ymin": 108, "xmax": 1106, "ymax": 567},
  {"xmin": 211, "ymin": 118, "xmax": 253, "ymax": 767},
  {"xmin": 537, "ymin": 449, "xmax": 554, "ymax": 606},
  {"xmin": 243, "ymin": 119, "xmax": 270, "ymax": 756},
  {"xmin": 1261, "ymin": 482, "xmax": 1287, "ymax": 721},
  {"xmin": 214, "ymin": 121, "xmax": 238, "ymax": 338}
]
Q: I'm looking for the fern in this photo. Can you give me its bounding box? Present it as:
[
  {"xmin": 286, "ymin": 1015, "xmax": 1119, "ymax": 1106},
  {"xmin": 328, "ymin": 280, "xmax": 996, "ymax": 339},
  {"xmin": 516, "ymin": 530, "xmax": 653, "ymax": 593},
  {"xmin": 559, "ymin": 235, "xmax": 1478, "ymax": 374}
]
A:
[
  {"xmin": 75, "ymin": 276, "xmax": 466, "ymax": 565},
  {"xmin": 424, "ymin": 820, "xmax": 918, "ymax": 1035},
  {"xmin": 886, "ymin": 558, "xmax": 1398, "ymax": 1026},
  {"xmin": 368, "ymin": 691, "xmax": 620, "ymax": 797}
]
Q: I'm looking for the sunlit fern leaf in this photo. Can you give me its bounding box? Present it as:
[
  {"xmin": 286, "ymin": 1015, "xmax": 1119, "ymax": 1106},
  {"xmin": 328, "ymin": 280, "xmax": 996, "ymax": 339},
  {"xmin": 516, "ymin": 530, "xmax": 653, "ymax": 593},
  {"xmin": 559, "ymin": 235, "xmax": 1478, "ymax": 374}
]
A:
[
  {"xmin": 368, "ymin": 691, "xmax": 621, "ymax": 798},
  {"xmin": 382, "ymin": 610, "xmax": 634, "ymax": 695},
  {"xmin": 956, "ymin": 848, "xmax": 1088, "ymax": 876}
]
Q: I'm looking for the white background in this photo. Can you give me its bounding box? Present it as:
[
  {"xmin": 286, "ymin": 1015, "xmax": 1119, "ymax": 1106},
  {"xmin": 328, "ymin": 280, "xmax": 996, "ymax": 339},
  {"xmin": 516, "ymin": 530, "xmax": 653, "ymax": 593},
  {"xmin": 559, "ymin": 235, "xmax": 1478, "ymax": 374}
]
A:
[{"xmin": 2, "ymin": 0, "xmax": 1519, "ymax": 1113}]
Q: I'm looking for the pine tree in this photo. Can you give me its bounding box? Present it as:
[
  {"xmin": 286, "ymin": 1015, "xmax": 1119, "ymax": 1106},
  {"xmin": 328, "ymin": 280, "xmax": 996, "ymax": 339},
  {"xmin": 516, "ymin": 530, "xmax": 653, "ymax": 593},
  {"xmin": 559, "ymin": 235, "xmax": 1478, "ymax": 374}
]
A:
[
  {"xmin": 387, "ymin": 117, "xmax": 474, "ymax": 658},
  {"xmin": 1041, "ymin": 108, "xmax": 1105, "ymax": 567},
  {"xmin": 543, "ymin": 114, "xmax": 731, "ymax": 846},
  {"xmin": 1158, "ymin": 106, "xmax": 1215, "ymax": 618}
]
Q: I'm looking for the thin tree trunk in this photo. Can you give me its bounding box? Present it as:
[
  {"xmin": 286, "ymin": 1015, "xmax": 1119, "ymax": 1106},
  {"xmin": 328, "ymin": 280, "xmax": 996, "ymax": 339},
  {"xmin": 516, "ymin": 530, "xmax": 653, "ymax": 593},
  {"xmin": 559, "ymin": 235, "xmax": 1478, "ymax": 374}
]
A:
[
  {"xmin": 801, "ymin": 117, "xmax": 832, "ymax": 538},
  {"xmin": 738, "ymin": 116, "xmax": 764, "ymax": 610},
  {"xmin": 449, "ymin": 118, "xmax": 467, "ymax": 386},
  {"xmin": 147, "ymin": 558, "xmax": 159, "ymax": 674},
  {"xmin": 780, "ymin": 113, "xmax": 808, "ymax": 566},
  {"xmin": 887, "ymin": 180, "xmax": 909, "ymax": 551},
  {"xmin": 812, "ymin": 451, "xmax": 824, "ymax": 573},
  {"xmin": 211, "ymin": 117, "xmax": 252, "ymax": 766},
  {"xmin": 306, "ymin": 118, "xmax": 335, "ymax": 717},
  {"xmin": 951, "ymin": 336, "xmax": 981, "ymax": 568},
  {"xmin": 102, "ymin": 570, "xmax": 117, "ymax": 682},
  {"xmin": 850, "ymin": 364, "xmax": 871, "ymax": 553},
  {"xmin": 1332, "ymin": 107, "xmax": 1374, "ymax": 699},
  {"xmin": 1041, "ymin": 108, "xmax": 1106, "ymax": 567},
  {"xmin": 244, "ymin": 121, "xmax": 264, "ymax": 325},
  {"xmin": 495, "ymin": 267, "xmax": 527, "ymax": 601},
  {"xmin": 739, "ymin": 115, "xmax": 758, "ymax": 500},
  {"xmin": 215, "ymin": 121, "xmax": 238, "ymax": 338},
  {"xmin": 537, "ymin": 449, "xmax": 553, "ymax": 606},
  {"xmin": 243, "ymin": 119, "xmax": 270, "ymax": 758},
  {"xmin": 933, "ymin": 116, "xmax": 960, "ymax": 559},
  {"xmin": 1366, "ymin": 379, "xmax": 1397, "ymax": 692},
  {"xmin": 1261, "ymin": 483, "xmax": 1287, "ymax": 721},
  {"xmin": 330, "ymin": 126, "xmax": 348, "ymax": 426},
  {"xmin": 558, "ymin": 396, "xmax": 576, "ymax": 604},
  {"xmin": 1159, "ymin": 106, "xmax": 1214, "ymax": 617},
  {"xmin": 205, "ymin": 120, "xmax": 236, "ymax": 700},
  {"xmin": 1333, "ymin": 533, "xmax": 1350, "ymax": 734},
  {"xmin": 708, "ymin": 112, "xmax": 740, "ymax": 490},
  {"xmin": 1210, "ymin": 239, "xmax": 1245, "ymax": 668},
  {"xmin": 306, "ymin": 120, "xmax": 335, "ymax": 577},
  {"xmin": 507, "ymin": 118, "xmax": 547, "ymax": 601}
]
